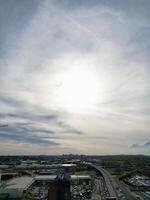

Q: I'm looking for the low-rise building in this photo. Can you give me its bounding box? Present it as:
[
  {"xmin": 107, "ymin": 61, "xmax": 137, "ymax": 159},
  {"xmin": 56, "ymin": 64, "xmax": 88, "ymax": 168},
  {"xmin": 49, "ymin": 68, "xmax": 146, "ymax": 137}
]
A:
[{"xmin": 0, "ymin": 176, "xmax": 34, "ymax": 199}]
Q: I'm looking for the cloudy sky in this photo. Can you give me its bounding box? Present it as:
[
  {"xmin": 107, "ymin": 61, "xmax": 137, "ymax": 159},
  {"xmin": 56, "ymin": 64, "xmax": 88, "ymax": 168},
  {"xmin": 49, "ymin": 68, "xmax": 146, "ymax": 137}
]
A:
[{"xmin": 0, "ymin": 0, "xmax": 150, "ymax": 155}]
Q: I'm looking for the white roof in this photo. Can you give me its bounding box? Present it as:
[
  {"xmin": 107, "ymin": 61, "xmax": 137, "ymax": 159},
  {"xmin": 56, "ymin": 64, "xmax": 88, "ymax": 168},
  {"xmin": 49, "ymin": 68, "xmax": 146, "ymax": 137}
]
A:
[
  {"xmin": 71, "ymin": 175, "xmax": 91, "ymax": 180},
  {"xmin": 61, "ymin": 164, "xmax": 76, "ymax": 167},
  {"xmin": 34, "ymin": 175, "xmax": 91, "ymax": 181},
  {"xmin": 35, "ymin": 175, "xmax": 56, "ymax": 181},
  {"xmin": 4, "ymin": 176, "xmax": 34, "ymax": 190}
]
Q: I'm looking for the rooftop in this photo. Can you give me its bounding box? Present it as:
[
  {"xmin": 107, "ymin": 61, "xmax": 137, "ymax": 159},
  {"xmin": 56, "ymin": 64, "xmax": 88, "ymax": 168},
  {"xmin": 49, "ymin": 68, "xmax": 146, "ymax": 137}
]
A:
[
  {"xmin": 71, "ymin": 175, "xmax": 91, "ymax": 180},
  {"xmin": 1, "ymin": 176, "xmax": 34, "ymax": 190},
  {"xmin": 34, "ymin": 175, "xmax": 91, "ymax": 181}
]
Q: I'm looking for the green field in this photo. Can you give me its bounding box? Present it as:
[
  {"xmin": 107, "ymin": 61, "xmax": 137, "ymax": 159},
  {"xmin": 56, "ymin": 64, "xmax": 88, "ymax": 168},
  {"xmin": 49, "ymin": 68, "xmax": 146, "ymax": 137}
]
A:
[
  {"xmin": 131, "ymin": 194, "xmax": 137, "ymax": 200},
  {"xmin": 105, "ymin": 168, "xmax": 116, "ymax": 175},
  {"xmin": 75, "ymin": 170, "xmax": 98, "ymax": 178}
]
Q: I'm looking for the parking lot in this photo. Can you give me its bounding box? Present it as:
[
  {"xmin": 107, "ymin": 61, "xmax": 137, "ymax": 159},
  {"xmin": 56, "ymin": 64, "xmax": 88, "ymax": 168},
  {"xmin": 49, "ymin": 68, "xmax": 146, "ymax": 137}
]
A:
[{"xmin": 71, "ymin": 179, "xmax": 92, "ymax": 200}]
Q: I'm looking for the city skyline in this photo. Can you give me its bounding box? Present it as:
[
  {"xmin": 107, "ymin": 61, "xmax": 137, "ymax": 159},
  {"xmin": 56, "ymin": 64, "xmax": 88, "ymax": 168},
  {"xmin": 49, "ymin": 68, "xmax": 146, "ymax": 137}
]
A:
[{"xmin": 0, "ymin": 0, "xmax": 150, "ymax": 155}]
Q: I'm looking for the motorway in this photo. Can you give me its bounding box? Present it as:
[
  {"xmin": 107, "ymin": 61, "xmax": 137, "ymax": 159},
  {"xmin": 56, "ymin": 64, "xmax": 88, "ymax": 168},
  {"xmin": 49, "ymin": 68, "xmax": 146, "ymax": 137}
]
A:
[
  {"xmin": 88, "ymin": 164, "xmax": 117, "ymax": 198},
  {"xmin": 92, "ymin": 179, "xmax": 101, "ymax": 200},
  {"xmin": 86, "ymin": 163, "xmax": 133, "ymax": 200}
]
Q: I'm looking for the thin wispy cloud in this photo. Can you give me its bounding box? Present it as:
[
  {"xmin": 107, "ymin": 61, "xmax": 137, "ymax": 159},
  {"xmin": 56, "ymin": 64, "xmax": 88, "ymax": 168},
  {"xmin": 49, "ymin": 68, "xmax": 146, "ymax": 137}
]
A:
[{"xmin": 0, "ymin": 0, "xmax": 150, "ymax": 154}]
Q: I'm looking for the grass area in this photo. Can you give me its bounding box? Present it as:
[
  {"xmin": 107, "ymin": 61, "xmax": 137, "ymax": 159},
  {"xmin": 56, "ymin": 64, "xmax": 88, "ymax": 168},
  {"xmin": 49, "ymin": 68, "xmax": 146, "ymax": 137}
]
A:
[
  {"xmin": 105, "ymin": 168, "xmax": 116, "ymax": 175},
  {"xmin": 106, "ymin": 168, "xmax": 131, "ymax": 176},
  {"xmin": 75, "ymin": 170, "xmax": 88, "ymax": 175},
  {"xmin": 130, "ymin": 192, "xmax": 139, "ymax": 200},
  {"xmin": 131, "ymin": 195, "xmax": 137, "ymax": 200},
  {"xmin": 75, "ymin": 170, "xmax": 98, "ymax": 178}
]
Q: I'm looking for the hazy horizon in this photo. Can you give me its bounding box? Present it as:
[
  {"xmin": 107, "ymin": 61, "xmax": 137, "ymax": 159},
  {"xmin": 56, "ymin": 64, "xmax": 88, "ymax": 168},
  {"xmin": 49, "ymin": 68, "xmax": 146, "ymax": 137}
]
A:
[{"xmin": 0, "ymin": 0, "xmax": 150, "ymax": 155}]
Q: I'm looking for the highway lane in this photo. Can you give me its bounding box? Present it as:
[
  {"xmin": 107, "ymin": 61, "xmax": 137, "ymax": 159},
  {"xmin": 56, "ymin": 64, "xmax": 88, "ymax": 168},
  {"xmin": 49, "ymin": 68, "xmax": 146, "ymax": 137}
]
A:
[
  {"xmin": 86, "ymin": 163, "xmax": 134, "ymax": 200},
  {"xmin": 88, "ymin": 164, "xmax": 117, "ymax": 198},
  {"xmin": 92, "ymin": 179, "xmax": 101, "ymax": 200}
]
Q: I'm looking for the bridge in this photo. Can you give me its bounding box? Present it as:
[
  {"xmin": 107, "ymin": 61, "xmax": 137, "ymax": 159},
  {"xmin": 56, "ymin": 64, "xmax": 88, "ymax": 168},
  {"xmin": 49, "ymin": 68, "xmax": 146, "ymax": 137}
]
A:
[{"xmin": 85, "ymin": 163, "xmax": 117, "ymax": 198}]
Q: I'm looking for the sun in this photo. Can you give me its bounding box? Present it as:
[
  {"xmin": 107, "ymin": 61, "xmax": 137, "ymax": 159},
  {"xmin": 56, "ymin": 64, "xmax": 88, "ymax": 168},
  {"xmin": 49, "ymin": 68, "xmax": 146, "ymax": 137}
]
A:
[{"xmin": 58, "ymin": 69, "xmax": 99, "ymax": 113}]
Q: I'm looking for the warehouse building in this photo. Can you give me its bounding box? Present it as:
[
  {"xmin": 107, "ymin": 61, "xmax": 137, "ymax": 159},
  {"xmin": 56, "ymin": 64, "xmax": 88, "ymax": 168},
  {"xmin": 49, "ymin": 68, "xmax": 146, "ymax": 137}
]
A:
[
  {"xmin": 0, "ymin": 176, "xmax": 34, "ymax": 199},
  {"xmin": 0, "ymin": 175, "xmax": 91, "ymax": 199}
]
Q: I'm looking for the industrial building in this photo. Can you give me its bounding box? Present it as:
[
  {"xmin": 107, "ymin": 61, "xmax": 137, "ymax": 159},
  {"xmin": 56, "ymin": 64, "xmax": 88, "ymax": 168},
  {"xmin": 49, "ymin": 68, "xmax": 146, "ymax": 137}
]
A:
[
  {"xmin": 0, "ymin": 176, "xmax": 34, "ymax": 199},
  {"xmin": 34, "ymin": 175, "xmax": 91, "ymax": 182},
  {"xmin": 0, "ymin": 174, "xmax": 91, "ymax": 199}
]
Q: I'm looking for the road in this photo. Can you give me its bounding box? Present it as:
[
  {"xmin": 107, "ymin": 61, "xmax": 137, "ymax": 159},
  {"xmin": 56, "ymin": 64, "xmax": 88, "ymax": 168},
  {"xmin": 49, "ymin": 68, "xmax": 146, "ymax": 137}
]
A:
[
  {"xmin": 88, "ymin": 164, "xmax": 117, "ymax": 198},
  {"xmin": 111, "ymin": 176, "xmax": 132, "ymax": 200},
  {"xmin": 92, "ymin": 179, "xmax": 101, "ymax": 200},
  {"xmin": 86, "ymin": 163, "xmax": 133, "ymax": 200}
]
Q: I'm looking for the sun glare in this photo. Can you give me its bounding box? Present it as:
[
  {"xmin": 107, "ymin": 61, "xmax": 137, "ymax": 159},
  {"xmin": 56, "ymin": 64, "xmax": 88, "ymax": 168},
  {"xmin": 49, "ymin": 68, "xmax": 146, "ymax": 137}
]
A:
[{"xmin": 58, "ymin": 69, "xmax": 99, "ymax": 112}]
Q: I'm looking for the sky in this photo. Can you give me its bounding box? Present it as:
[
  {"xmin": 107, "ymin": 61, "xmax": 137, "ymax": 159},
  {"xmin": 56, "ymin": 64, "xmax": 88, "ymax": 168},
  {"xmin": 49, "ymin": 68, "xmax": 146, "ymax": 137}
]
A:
[{"xmin": 0, "ymin": 0, "xmax": 150, "ymax": 155}]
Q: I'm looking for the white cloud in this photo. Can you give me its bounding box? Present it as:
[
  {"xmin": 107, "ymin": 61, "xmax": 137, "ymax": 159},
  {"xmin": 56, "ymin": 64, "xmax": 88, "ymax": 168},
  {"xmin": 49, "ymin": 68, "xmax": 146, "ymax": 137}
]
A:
[{"xmin": 0, "ymin": 0, "xmax": 150, "ymax": 154}]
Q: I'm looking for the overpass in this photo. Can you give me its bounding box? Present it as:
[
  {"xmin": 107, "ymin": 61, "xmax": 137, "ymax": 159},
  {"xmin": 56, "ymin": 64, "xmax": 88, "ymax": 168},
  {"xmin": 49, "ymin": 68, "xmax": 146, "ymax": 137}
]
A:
[{"xmin": 85, "ymin": 163, "xmax": 117, "ymax": 198}]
